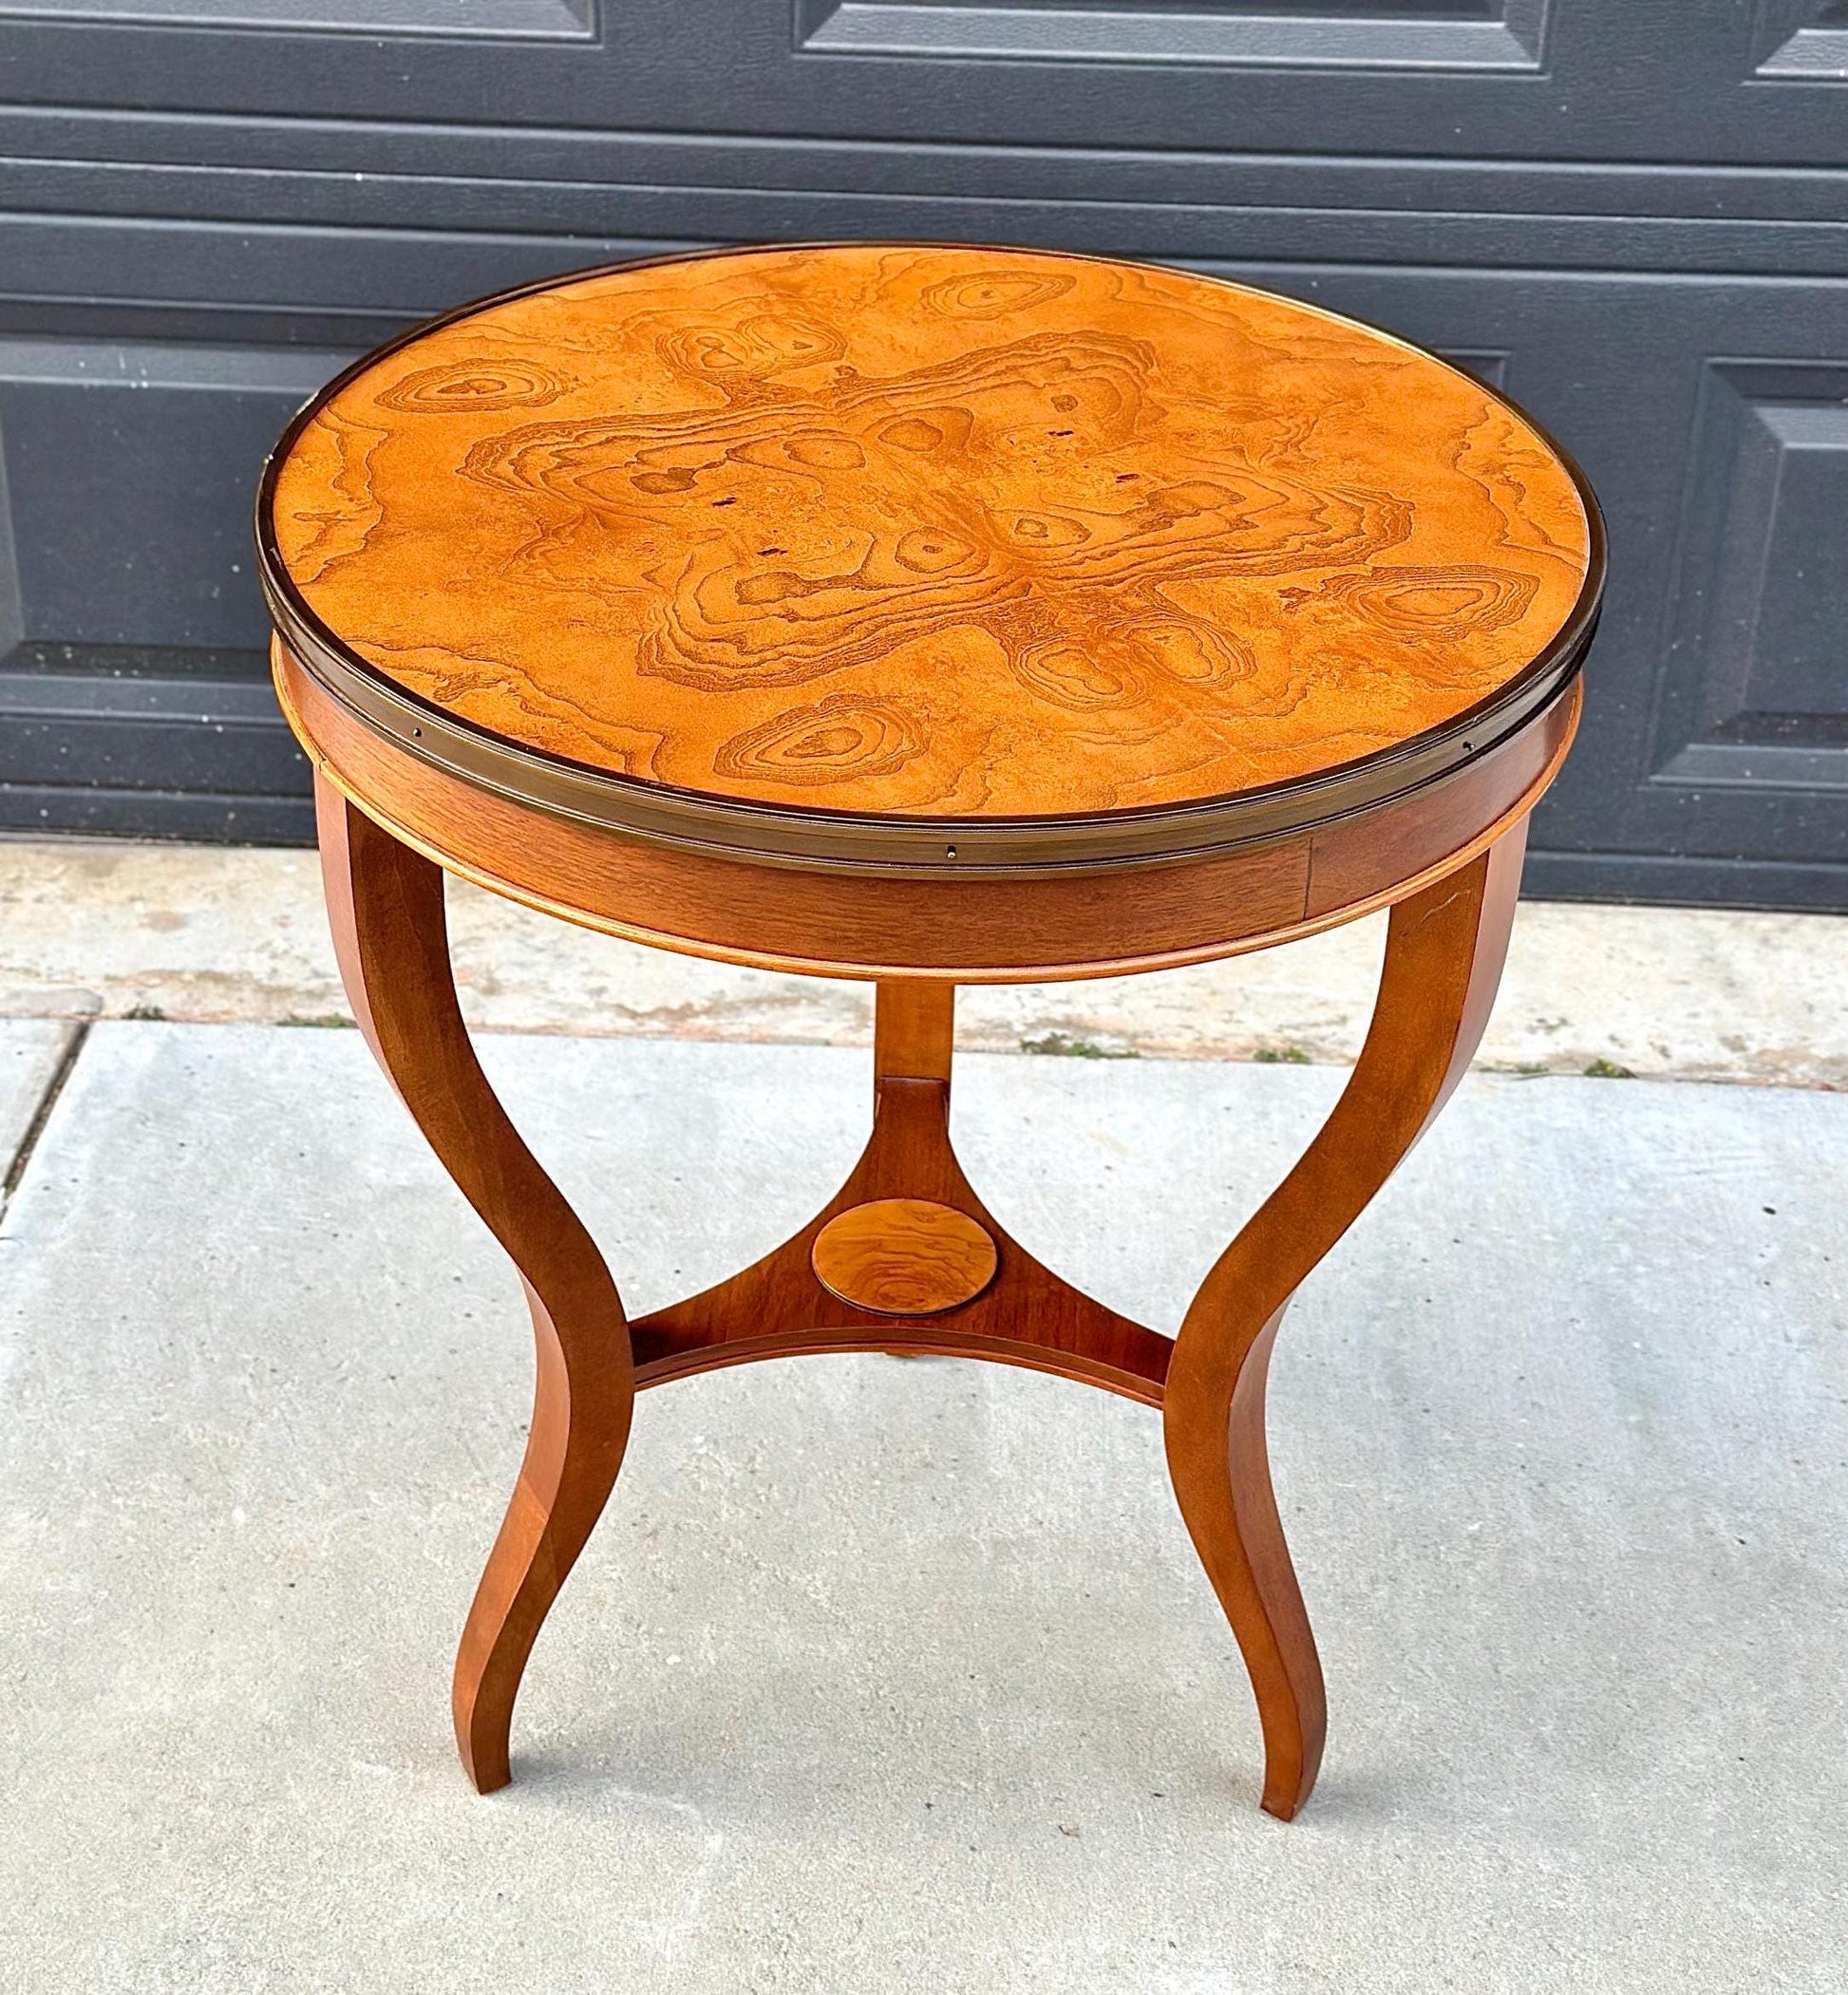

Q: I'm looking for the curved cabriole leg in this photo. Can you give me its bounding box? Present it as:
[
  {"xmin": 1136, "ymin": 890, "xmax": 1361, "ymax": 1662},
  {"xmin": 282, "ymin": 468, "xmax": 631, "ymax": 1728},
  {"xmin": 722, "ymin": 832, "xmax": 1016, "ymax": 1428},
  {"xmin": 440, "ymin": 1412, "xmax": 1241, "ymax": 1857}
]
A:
[
  {"xmin": 1164, "ymin": 826, "xmax": 1527, "ymax": 1820},
  {"xmin": 316, "ymin": 776, "xmax": 635, "ymax": 1793}
]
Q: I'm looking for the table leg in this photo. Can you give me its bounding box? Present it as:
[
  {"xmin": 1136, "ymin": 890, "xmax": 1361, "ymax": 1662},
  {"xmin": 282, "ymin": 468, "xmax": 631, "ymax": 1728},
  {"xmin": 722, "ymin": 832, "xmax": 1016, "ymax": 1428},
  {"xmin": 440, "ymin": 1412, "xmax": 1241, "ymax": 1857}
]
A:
[
  {"xmin": 1164, "ymin": 824, "xmax": 1526, "ymax": 1819},
  {"xmin": 315, "ymin": 777, "xmax": 635, "ymax": 1793}
]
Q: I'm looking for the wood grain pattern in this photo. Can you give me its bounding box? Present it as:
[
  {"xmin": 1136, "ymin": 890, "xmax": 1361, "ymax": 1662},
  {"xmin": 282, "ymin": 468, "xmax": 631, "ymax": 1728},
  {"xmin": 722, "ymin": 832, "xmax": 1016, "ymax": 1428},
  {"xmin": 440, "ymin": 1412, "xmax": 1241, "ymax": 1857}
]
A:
[
  {"xmin": 270, "ymin": 244, "xmax": 1591, "ymax": 823},
  {"xmin": 811, "ymin": 1198, "xmax": 1000, "ymax": 1315}
]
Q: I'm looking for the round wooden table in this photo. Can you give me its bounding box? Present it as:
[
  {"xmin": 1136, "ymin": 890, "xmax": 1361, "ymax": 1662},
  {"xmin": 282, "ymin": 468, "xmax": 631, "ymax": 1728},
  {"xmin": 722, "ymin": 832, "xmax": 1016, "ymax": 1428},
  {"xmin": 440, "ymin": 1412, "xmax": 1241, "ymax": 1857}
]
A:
[{"xmin": 257, "ymin": 242, "xmax": 1603, "ymax": 1820}]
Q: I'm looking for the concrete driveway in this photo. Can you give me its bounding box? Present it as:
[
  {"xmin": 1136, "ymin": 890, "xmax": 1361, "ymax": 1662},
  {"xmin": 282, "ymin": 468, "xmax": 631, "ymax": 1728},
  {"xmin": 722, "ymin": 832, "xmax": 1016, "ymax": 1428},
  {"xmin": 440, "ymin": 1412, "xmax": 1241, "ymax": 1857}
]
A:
[{"xmin": 1, "ymin": 1017, "xmax": 1842, "ymax": 1991}]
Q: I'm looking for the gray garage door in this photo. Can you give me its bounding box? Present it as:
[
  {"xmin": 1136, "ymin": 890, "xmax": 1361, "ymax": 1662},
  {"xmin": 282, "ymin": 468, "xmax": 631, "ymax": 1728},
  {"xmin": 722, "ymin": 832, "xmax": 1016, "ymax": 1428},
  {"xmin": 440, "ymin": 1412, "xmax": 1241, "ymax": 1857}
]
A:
[{"xmin": 1, "ymin": 1, "xmax": 1844, "ymax": 907}]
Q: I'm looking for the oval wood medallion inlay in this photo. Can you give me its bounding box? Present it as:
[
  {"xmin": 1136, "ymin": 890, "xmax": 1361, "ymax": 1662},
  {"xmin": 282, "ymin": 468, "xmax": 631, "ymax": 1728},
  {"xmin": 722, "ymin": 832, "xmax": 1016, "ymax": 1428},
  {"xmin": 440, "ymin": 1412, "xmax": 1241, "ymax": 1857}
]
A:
[
  {"xmin": 811, "ymin": 1198, "xmax": 1000, "ymax": 1317},
  {"xmin": 263, "ymin": 244, "xmax": 1594, "ymax": 836}
]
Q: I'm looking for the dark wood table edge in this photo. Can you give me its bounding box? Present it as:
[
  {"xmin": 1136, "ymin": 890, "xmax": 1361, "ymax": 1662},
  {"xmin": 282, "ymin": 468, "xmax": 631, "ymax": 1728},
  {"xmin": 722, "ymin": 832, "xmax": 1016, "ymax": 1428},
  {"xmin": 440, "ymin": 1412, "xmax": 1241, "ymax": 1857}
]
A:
[{"xmin": 276, "ymin": 634, "xmax": 1579, "ymax": 983}]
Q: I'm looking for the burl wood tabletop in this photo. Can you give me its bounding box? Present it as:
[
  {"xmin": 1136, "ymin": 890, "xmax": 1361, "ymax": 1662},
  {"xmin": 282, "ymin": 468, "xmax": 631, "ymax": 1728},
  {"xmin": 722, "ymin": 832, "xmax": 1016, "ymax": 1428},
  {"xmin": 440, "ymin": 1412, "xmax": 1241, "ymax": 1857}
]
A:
[{"xmin": 268, "ymin": 243, "xmax": 1592, "ymax": 821}]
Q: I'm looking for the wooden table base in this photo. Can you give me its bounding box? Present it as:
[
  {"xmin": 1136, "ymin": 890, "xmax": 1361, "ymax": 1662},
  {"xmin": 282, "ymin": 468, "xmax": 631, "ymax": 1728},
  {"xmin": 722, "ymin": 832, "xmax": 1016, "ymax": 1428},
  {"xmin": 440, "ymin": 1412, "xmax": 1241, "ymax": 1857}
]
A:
[{"xmin": 318, "ymin": 773, "xmax": 1523, "ymax": 1820}]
